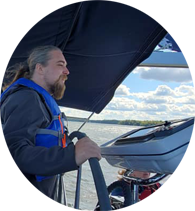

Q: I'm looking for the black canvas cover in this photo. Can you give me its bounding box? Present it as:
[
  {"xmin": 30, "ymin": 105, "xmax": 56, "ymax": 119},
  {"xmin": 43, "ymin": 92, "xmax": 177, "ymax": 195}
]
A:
[{"xmin": 4, "ymin": 1, "xmax": 167, "ymax": 113}]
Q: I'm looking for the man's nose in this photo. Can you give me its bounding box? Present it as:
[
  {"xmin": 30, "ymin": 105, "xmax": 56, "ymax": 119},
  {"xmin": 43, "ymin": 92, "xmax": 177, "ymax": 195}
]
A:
[{"xmin": 63, "ymin": 66, "xmax": 70, "ymax": 75}]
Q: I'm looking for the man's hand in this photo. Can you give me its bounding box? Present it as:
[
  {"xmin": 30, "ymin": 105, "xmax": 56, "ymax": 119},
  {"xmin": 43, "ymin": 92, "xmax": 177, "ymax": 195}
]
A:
[{"xmin": 75, "ymin": 136, "xmax": 101, "ymax": 166}]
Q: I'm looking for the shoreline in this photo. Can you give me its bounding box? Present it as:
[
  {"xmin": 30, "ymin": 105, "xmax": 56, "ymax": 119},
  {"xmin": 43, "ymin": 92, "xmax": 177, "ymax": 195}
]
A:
[{"xmin": 67, "ymin": 117, "xmax": 164, "ymax": 126}]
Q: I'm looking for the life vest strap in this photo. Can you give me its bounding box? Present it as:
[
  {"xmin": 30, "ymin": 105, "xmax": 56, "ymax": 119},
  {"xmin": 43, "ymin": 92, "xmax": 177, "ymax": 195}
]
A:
[
  {"xmin": 36, "ymin": 128, "xmax": 59, "ymax": 137},
  {"xmin": 53, "ymin": 115, "xmax": 60, "ymax": 120},
  {"xmin": 53, "ymin": 113, "xmax": 68, "ymax": 132}
]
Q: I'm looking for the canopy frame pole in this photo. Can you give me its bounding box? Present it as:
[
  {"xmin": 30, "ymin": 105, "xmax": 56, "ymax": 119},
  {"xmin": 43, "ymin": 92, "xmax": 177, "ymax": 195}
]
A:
[{"xmin": 77, "ymin": 112, "xmax": 95, "ymax": 131}]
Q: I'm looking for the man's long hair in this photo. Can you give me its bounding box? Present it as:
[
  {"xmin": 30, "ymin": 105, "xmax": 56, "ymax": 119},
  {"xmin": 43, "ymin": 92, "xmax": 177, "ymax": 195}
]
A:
[{"xmin": 2, "ymin": 45, "xmax": 61, "ymax": 91}]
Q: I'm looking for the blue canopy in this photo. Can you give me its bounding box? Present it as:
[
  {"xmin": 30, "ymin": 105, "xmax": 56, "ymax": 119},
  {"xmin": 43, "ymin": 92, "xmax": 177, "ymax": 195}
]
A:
[{"xmin": 4, "ymin": 1, "xmax": 167, "ymax": 113}]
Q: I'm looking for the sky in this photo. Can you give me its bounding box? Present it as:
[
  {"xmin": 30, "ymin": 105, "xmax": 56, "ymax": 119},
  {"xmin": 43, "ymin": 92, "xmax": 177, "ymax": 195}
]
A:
[{"xmin": 62, "ymin": 64, "xmax": 195, "ymax": 121}]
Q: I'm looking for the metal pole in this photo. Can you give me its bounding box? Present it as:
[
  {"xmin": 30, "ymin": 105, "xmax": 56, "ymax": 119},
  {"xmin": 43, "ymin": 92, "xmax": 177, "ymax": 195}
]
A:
[
  {"xmin": 77, "ymin": 112, "xmax": 95, "ymax": 131},
  {"xmin": 131, "ymin": 183, "xmax": 139, "ymax": 204}
]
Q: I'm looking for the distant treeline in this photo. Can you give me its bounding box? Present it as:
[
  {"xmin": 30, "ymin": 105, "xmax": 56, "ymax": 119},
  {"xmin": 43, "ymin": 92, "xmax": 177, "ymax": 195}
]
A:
[
  {"xmin": 89, "ymin": 119, "xmax": 164, "ymax": 126},
  {"xmin": 67, "ymin": 116, "xmax": 164, "ymax": 126}
]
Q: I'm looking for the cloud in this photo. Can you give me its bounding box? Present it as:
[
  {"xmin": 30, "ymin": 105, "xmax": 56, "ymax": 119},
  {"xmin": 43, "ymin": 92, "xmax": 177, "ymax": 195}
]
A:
[
  {"xmin": 133, "ymin": 67, "xmax": 192, "ymax": 83},
  {"xmin": 154, "ymin": 85, "xmax": 175, "ymax": 96},
  {"xmin": 175, "ymin": 85, "xmax": 195, "ymax": 96},
  {"xmin": 130, "ymin": 85, "xmax": 195, "ymax": 104},
  {"xmin": 115, "ymin": 84, "xmax": 130, "ymax": 96},
  {"xmin": 105, "ymin": 97, "xmax": 135, "ymax": 111},
  {"xmin": 103, "ymin": 84, "xmax": 195, "ymax": 120},
  {"xmin": 60, "ymin": 107, "xmax": 92, "ymax": 119},
  {"xmin": 106, "ymin": 96, "xmax": 168, "ymax": 112},
  {"xmin": 61, "ymin": 84, "xmax": 195, "ymax": 121}
]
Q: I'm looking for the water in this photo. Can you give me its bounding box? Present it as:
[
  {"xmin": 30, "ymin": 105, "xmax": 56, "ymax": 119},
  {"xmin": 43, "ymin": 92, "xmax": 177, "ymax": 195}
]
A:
[{"xmin": 64, "ymin": 121, "xmax": 140, "ymax": 210}]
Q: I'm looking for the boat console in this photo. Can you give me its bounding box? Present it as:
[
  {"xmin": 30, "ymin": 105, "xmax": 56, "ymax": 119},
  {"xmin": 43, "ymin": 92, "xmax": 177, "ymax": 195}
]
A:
[{"xmin": 101, "ymin": 118, "xmax": 194, "ymax": 174}]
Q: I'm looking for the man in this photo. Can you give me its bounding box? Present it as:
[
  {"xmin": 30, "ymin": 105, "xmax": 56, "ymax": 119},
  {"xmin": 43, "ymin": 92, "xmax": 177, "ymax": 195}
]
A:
[
  {"xmin": 0, "ymin": 45, "xmax": 101, "ymax": 203},
  {"xmin": 95, "ymin": 169, "xmax": 161, "ymax": 210}
]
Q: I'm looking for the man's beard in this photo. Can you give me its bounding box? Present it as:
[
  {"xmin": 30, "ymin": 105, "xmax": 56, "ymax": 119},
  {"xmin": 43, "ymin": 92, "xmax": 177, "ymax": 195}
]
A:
[{"xmin": 50, "ymin": 75, "xmax": 67, "ymax": 100}]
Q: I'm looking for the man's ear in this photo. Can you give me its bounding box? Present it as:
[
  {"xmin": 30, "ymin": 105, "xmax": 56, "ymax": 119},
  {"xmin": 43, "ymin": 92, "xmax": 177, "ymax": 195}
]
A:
[{"xmin": 35, "ymin": 63, "xmax": 44, "ymax": 75}]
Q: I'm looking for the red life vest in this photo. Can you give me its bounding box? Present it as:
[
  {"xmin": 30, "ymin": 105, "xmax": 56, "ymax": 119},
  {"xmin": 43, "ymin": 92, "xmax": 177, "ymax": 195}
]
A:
[{"xmin": 139, "ymin": 183, "xmax": 161, "ymax": 200}]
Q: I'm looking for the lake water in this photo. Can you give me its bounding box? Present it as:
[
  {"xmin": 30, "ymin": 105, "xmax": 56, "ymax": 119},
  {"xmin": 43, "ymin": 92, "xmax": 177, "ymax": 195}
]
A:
[{"xmin": 63, "ymin": 121, "xmax": 143, "ymax": 210}]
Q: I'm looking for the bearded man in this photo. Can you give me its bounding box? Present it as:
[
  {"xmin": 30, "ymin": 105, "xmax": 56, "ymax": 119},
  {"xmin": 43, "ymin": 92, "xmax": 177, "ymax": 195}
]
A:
[{"xmin": 0, "ymin": 46, "xmax": 101, "ymax": 203}]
